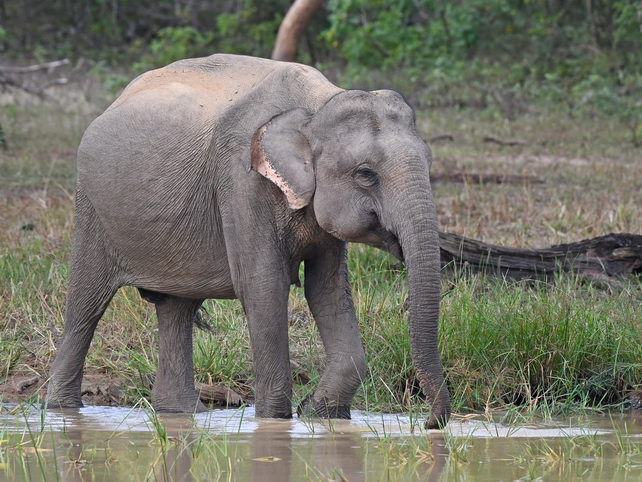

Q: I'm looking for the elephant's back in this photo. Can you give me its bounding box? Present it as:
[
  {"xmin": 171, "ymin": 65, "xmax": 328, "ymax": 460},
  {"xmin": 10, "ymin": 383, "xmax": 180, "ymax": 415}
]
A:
[
  {"xmin": 108, "ymin": 54, "xmax": 342, "ymax": 115},
  {"xmin": 106, "ymin": 55, "xmax": 276, "ymax": 114},
  {"xmin": 74, "ymin": 54, "xmax": 285, "ymax": 231}
]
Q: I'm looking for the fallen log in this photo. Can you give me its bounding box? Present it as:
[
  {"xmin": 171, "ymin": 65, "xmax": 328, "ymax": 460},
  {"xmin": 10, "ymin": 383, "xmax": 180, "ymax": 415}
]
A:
[
  {"xmin": 432, "ymin": 172, "xmax": 544, "ymax": 185},
  {"xmin": 0, "ymin": 58, "xmax": 76, "ymax": 98},
  {"xmin": 0, "ymin": 59, "xmax": 70, "ymax": 73},
  {"xmin": 483, "ymin": 135, "xmax": 528, "ymax": 146},
  {"xmin": 427, "ymin": 133, "xmax": 455, "ymax": 143},
  {"xmin": 14, "ymin": 376, "xmax": 40, "ymax": 394},
  {"xmin": 439, "ymin": 232, "xmax": 642, "ymax": 282},
  {"xmin": 196, "ymin": 383, "xmax": 245, "ymax": 407}
]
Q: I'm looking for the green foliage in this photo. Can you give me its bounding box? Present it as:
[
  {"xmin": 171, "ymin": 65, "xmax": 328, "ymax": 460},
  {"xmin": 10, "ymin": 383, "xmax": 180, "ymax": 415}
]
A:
[
  {"xmin": 194, "ymin": 300, "xmax": 252, "ymax": 387},
  {"xmin": 150, "ymin": 27, "xmax": 214, "ymax": 65},
  {"xmin": 319, "ymin": 0, "xmax": 642, "ymax": 137},
  {"xmin": 323, "ymin": 0, "xmax": 642, "ymax": 70},
  {"xmin": 2, "ymin": 0, "xmax": 640, "ymax": 73},
  {"xmin": 133, "ymin": 26, "xmax": 215, "ymax": 72},
  {"xmin": 323, "ymin": 0, "xmax": 489, "ymax": 69},
  {"xmin": 212, "ymin": 8, "xmax": 284, "ymax": 57},
  {"xmin": 0, "ymin": 1, "xmax": 284, "ymax": 65},
  {"xmin": 1, "ymin": 1, "xmax": 639, "ymax": 138}
]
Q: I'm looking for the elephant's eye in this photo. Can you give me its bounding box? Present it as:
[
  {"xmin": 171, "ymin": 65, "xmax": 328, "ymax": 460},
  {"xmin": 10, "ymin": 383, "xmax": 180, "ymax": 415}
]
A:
[{"xmin": 353, "ymin": 167, "xmax": 379, "ymax": 187}]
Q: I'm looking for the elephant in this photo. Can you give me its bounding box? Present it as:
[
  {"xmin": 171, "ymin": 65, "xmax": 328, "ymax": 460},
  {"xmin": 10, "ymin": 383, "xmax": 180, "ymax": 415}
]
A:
[{"xmin": 46, "ymin": 53, "xmax": 451, "ymax": 428}]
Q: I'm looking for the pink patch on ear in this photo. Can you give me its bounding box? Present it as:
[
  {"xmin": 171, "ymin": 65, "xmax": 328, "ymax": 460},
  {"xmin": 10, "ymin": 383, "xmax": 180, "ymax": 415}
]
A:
[{"xmin": 251, "ymin": 124, "xmax": 309, "ymax": 210}]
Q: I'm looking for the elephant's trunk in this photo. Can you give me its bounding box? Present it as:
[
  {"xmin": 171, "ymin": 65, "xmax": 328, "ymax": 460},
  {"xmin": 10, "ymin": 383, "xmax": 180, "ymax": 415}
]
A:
[{"xmin": 389, "ymin": 176, "xmax": 451, "ymax": 429}]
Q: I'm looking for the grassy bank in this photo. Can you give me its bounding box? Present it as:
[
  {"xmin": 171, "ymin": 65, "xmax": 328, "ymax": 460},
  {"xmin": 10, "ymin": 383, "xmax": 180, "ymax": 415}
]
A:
[{"xmin": 1, "ymin": 75, "xmax": 641, "ymax": 418}]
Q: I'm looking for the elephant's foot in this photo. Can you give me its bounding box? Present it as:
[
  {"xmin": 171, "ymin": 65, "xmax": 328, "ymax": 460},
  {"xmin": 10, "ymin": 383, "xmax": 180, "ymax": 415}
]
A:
[
  {"xmin": 151, "ymin": 389, "xmax": 208, "ymax": 413},
  {"xmin": 250, "ymin": 384, "xmax": 294, "ymax": 418},
  {"xmin": 44, "ymin": 379, "xmax": 84, "ymax": 409},
  {"xmin": 44, "ymin": 396, "xmax": 84, "ymax": 410},
  {"xmin": 296, "ymin": 396, "xmax": 351, "ymax": 419},
  {"xmin": 424, "ymin": 413, "xmax": 448, "ymax": 430},
  {"xmin": 253, "ymin": 399, "xmax": 294, "ymax": 419},
  {"xmin": 423, "ymin": 404, "xmax": 450, "ymax": 429}
]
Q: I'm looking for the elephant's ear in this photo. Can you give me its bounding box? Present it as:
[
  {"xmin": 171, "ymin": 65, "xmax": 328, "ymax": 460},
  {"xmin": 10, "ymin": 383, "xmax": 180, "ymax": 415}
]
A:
[{"xmin": 250, "ymin": 109, "xmax": 315, "ymax": 210}]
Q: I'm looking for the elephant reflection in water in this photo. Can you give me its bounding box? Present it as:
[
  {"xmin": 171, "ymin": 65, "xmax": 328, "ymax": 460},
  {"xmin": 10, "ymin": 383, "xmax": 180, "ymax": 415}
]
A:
[
  {"xmin": 250, "ymin": 420, "xmax": 363, "ymax": 481},
  {"xmin": 43, "ymin": 415, "xmax": 448, "ymax": 480},
  {"xmin": 248, "ymin": 419, "xmax": 449, "ymax": 481}
]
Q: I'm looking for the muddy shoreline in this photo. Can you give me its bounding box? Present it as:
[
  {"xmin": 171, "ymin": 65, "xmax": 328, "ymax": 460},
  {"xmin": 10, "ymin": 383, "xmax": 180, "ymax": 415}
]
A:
[{"xmin": 1, "ymin": 368, "xmax": 254, "ymax": 410}]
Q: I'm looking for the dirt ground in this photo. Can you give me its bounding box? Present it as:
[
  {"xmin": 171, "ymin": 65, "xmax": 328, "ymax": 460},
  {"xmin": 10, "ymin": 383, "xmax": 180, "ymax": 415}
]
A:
[{"xmin": 1, "ymin": 365, "xmax": 125, "ymax": 408}]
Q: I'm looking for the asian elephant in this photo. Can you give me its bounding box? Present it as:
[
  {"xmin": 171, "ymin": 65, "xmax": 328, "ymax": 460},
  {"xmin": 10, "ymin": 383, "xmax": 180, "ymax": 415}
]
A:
[{"xmin": 46, "ymin": 54, "xmax": 450, "ymax": 428}]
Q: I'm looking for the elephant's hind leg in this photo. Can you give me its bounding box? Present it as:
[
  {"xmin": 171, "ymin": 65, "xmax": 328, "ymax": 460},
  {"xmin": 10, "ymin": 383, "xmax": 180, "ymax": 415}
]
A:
[
  {"xmin": 47, "ymin": 190, "xmax": 120, "ymax": 408},
  {"xmin": 151, "ymin": 295, "xmax": 208, "ymax": 413}
]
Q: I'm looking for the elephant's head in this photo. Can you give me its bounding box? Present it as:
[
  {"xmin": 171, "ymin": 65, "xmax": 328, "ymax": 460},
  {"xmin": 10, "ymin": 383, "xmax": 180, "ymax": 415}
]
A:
[{"xmin": 250, "ymin": 89, "xmax": 450, "ymax": 428}]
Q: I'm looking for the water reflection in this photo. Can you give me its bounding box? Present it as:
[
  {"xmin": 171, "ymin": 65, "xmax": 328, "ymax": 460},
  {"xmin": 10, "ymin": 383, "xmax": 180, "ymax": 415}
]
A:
[
  {"xmin": 2, "ymin": 404, "xmax": 642, "ymax": 481},
  {"xmin": 250, "ymin": 419, "xmax": 418, "ymax": 482}
]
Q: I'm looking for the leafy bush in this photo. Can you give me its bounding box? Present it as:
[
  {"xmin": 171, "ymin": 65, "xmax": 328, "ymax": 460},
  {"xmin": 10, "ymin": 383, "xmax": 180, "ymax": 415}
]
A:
[
  {"xmin": 0, "ymin": 1, "xmax": 639, "ymax": 134},
  {"xmin": 132, "ymin": 27, "xmax": 215, "ymax": 72},
  {"xmin": 321, "ymin": 0, "xmax": 641, "ymax": 122},
  {"xmin": 324, "ymin": 0, "xmax": 641, "ymax": 70}
]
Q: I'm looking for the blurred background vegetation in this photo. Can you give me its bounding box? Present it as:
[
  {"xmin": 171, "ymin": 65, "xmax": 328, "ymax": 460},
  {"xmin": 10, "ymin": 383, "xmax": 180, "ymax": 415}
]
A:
[{"xmin": 1, "ymin": 1, "xmax": 640, "ymax": 136}]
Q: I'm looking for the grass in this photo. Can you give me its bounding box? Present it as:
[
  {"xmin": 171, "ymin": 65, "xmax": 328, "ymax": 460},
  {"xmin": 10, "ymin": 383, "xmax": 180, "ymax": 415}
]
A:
[
  {"xmin": 419, "ymin": 104, "xmax": 642, "ymax": 246},
  {"xmin": 442, "ymin": 275, "xmax": 642, "ymax": 415},
  {"xmin": 1, "ymin": 74, "xmax": 641, "ymax": 422}
]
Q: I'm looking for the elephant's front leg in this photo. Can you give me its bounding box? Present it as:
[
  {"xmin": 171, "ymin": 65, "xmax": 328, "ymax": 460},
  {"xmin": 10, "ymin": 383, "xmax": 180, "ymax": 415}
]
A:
[
  {"xmin": 299, "ymin": 243, "xmax": 367, "ymax": 418},
  {"xmin": 236, "ymin": 262, "xmax": 293, "ymax": 418}
]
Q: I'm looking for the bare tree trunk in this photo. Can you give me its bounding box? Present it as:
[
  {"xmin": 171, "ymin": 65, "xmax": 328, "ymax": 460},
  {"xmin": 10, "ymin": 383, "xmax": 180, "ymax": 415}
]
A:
[{"xmin": 272, "ymin": 0, "xmax": 324, "ymax": 62}]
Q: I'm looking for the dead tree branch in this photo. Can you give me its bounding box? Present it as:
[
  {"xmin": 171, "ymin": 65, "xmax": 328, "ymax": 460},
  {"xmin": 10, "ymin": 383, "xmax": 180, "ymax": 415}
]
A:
[
  {"xmin": 432, "ymin": 172, "xmax": 544, "ymax": 185},
  {"xmin": 0, "ymin": 75, "xmax": 43, "ymax": 95},
  {"xmin": 483, "ymin": 135, "xmax": 528, "ymax": 146},
  {"xmin": 439, "ymin": 231, "xmax": 642, "ymax": 283},
  {"xmin": 0, "ymin": 58, "xmax": 70, "ymax": 73},
  {"xmin": 427, "ymin": 133, "xmax": 455, "ymax": 143},
  {"xmin": 0, "ymin": 58, "xmax": 73, "ymax": 97}
]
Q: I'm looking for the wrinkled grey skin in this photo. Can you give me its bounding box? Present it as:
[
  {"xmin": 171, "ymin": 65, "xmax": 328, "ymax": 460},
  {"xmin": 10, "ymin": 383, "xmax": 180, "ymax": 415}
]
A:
[{"xmin": 46, "ymin": 54, "xmax": 450, "ymax": 428}]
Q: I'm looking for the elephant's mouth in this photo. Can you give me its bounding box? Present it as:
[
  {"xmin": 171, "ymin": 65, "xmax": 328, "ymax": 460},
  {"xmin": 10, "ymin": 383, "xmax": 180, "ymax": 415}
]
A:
[
  {"xmin": 385, "ymin": 235, "xmax": 404, "ymax": 262},
  {"xmin": 365, "ymin": 230, "xmax": 404, "ymax": 262},
  {"xmin": 329, "ymin": 224, "xmax": 403, "ymax": 262}
]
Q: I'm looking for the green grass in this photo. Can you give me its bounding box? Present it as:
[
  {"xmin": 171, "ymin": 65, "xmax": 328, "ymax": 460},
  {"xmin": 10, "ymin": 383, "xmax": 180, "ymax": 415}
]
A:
[
  {"xmin": 441, "ymin": 275, "xmax": 642, "ymax": 415},
  {"xmin": 1, "ymin": 77, "xmax": 641, "ymax": 420}
]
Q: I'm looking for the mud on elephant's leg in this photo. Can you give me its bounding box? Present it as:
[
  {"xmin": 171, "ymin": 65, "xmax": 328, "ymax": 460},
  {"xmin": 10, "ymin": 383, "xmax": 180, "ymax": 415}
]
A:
[
  {"xmin": 298, "ymin": 247, "xmax": 367, "ymax": 419},
  {"xmin": 151, "ymin": 295, "xmax": 207, "ymax": 413}
]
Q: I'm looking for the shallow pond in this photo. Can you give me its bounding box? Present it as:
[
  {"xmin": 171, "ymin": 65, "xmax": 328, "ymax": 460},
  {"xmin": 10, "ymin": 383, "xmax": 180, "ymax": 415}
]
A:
[{"xmin": 1, "ymin": 404, "xmax": 642, "ymax": 481}]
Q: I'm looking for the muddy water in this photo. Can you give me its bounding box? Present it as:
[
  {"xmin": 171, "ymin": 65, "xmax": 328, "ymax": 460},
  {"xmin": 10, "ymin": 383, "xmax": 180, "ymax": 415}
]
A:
[{"xmin": 1, "ymin": 405, "xmax": 642, "ymax": 481}]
